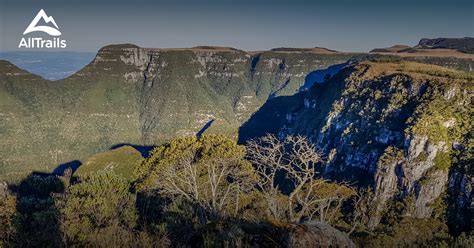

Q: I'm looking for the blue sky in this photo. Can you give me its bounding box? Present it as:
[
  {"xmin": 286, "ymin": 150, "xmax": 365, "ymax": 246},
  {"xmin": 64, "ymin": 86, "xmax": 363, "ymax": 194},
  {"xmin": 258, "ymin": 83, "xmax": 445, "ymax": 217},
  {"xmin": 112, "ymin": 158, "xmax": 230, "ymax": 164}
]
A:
[{"xmin": 1, "ymin": 0, "xmax": 473, "ymax": 52}]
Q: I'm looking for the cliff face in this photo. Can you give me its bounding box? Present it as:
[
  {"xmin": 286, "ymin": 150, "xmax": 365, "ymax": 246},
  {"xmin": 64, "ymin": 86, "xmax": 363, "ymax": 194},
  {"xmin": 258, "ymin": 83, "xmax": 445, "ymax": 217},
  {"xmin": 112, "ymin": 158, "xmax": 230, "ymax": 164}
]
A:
[
  {"xmin": 0, "ymin": 44, "xmax": 354, "ymax": 179},
  {"xmin": 240, "ymin": 57, "xmax": 473, "ymax": 230},
  {"xmin": 416, "ymin": 37, "xmax": 474, "ymax": 54}
]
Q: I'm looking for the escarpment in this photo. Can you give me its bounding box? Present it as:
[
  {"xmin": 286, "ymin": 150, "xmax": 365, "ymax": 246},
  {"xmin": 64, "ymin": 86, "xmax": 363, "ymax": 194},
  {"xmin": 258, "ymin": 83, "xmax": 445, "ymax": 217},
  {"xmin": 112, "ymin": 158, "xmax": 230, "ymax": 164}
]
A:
[
  {"xmin": 0, "ymin": 44, "xmax": 354, "ymax": 179},
  {"xmin": 239, "ymin": 58, "xmax": 473, "ymax": 231}
]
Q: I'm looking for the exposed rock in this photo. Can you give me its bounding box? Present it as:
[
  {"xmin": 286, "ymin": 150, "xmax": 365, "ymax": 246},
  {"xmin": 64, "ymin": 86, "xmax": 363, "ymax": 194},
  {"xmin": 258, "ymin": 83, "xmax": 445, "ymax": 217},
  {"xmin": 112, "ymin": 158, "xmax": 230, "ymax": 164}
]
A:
[
  {"xmin": 412, "ymin": 169, "xmax": 449, "ymax": 218},
  {"xmin": 370, "ymin": 45, "xmax": 411, "ymax": 53},
  {"xmin": 404, "ymin": 137, "xmax": 447, "ymax": 190},
  {"xmin": 239, "ymin": 59, "xmax": 473, "ymax": 230},
  {"xmin": 370, "ymin": 154, "xmax": 402, "ymax": 229},
  {"xmin": 447, "ymin": 169, "xmax": 473, "ymax": 233},
  {"xmin": 284, "ymin": 221, "xmax": 355, "ymax": 248},
  {"xmin": 416, "ymin": 37, "xmax": 474, "ymax": 54},
  {"xmin": 190, "ymin": 220, "xmax": 355, "ymax": 247}
]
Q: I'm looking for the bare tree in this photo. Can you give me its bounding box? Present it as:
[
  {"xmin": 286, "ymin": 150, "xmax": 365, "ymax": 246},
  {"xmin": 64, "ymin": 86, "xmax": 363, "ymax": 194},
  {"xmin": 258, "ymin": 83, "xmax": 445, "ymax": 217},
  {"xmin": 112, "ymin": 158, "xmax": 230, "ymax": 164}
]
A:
[
  {"xmin": 147, "ymin": 136, "xmax": 257, "ymax": 222},
  {"xmin": 246, "ymin": 134, "xmax": 287, "ymax": 220},
  {"xmin": 297, "ymin": 180, "xmax": 354, "ymax": 224},
  {"xmin": 348, "ymin": 188, "xmax": 375, "ymax": 235},
  {"xmin": 247, "ymin": 134, "xmax": 354, "ymax": 223}
]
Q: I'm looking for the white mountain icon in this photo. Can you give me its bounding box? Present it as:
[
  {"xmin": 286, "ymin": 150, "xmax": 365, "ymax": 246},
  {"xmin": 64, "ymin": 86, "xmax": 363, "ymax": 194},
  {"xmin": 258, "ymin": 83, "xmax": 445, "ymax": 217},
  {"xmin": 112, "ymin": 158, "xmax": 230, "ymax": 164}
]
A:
[{"xmin": 23, "ymin": 9, "xmax": 62, "ymax": 36}]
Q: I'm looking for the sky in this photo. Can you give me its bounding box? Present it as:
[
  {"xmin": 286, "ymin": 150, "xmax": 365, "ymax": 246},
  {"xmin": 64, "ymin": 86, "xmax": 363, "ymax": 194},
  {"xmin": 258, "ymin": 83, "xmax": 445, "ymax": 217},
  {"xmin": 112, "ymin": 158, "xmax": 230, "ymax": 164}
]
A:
[{"xmin": 0, "ymin": 0, "xmax": 473, "ymax": 52}]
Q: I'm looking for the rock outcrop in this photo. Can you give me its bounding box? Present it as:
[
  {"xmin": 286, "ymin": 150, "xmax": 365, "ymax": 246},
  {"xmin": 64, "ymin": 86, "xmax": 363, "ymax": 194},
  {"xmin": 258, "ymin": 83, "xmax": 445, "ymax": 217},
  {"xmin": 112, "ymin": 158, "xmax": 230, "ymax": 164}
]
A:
[
  {"xmin": 240, "ymin": 57, "xmax": 473, "ymax": 230},
  {"xmin": 416, "ymin": 37, "xmax": 474, "ymax": 54},
  {"xmin": 284, "ymin": 221, "xmax": 355, "ymax": 248},
  {"xmin": 190, "ymin": 220, "xmax": 356, "ymax": 247}
]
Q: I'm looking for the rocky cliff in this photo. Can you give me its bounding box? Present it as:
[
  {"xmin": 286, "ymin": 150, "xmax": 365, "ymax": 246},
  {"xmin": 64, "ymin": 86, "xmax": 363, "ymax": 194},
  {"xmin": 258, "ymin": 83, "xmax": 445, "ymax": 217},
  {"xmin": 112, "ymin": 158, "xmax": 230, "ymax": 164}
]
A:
[
  {"xmin": 0, "ymin": 44, "xmax": 354, "ymax": 180},
  {"xmin": 239, "ymin": 56, "xmax": 473, "ymax": 231},
  {"xmin": 416, "ymin": 37, "xmax": 474, "ymax": 54}
]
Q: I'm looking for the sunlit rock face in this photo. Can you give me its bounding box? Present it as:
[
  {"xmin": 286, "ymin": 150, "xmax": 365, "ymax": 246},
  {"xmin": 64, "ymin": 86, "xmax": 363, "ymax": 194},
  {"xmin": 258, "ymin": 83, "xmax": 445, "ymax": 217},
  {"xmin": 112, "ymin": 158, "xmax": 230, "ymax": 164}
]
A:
[{"xmin": 239, "ymin": 58, "xmax": 473, "ymax": 229}]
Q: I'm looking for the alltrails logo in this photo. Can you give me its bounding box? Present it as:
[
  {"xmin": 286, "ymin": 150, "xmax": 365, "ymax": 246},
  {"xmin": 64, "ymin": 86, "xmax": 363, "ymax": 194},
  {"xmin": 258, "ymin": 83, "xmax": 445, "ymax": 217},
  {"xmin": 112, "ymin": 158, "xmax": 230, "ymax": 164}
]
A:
[{"xmin": 18, "ymin": 9, "xmax": 67, "ymax": 49}]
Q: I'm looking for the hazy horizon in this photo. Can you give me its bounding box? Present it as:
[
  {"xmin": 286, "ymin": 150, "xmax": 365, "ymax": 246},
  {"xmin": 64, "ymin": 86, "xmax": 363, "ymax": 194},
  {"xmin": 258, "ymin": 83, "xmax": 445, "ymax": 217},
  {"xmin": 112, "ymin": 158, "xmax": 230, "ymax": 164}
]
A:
[{"xmin": 1, "ymin": 0, "xmax": 473, "ymax": 52}]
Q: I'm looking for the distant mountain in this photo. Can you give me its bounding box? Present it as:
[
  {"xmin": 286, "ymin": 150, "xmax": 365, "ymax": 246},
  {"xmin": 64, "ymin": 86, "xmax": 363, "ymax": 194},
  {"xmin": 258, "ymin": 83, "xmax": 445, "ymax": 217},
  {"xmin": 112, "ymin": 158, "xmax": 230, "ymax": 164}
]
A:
[
  {"xmin": 416, "ymin": 37, "xmax": 474, "ymax": 54},
  {"xmin": 190, "ymin": 46, "xmax": 242, "ymax": 51},
  {"xmin": 369, "ymin": 40, "xmax": 474, "ymax": 71},
  {"xmin": 371, "ymin": 38, "xmax": 474, "ymax": 55},
  {"xmin": 0, "ymin": 52, "xmax": 95, "ymax": 80},
  {"xmin": 370, "ymin": 45, "xmax": 411, "ymax": 53},
  {"xmin": 270, "ymin": 47, "xmax": 340, "ymax": 54}
]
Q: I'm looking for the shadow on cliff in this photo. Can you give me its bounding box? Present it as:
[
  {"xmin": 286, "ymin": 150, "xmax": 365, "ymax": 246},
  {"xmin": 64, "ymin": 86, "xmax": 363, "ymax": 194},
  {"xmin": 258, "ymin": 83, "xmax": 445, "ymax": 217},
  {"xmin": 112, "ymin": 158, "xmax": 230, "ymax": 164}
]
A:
[
  {"xmin": 52, "ymin": 160, "xmax": 82, "ymax": 175},
  {"xmin": 197, "ymin": 119, "xmax": 215, "ymax": 138},
  {"xmin": 238, "ymin": 93, "xmax": 303, "ymax": 143},
  {"xmin": 237, "ymin": 67, "xmax": 352, "ymax": 184},
  {"xmin": 238, "ymin": 65, "xmax": 353, "ymax": 144},
  {"xmin": 239, "ymin": 63, "xmax": 427, "ymax": 186},
  {"xmin": 48, "ymin": 116, "xmax": 220, "ymax": 177},
  {"xmin": 110, "ymin": 144, "xmax": 156, "ymax": 158},
  {"xmin": 8, "ymin": 171, "xmax": 65, "ymax": 246},
  {"xmin": 446, "ymin": 166, "xmax": 473, "ymax": 235},
  {"xmin": 299, "ymin": 62, "xmax": 347, "ymax": 91},
  {"xmin": 111, "ymin": 120, "xmax": 216, "ymax": 157}
]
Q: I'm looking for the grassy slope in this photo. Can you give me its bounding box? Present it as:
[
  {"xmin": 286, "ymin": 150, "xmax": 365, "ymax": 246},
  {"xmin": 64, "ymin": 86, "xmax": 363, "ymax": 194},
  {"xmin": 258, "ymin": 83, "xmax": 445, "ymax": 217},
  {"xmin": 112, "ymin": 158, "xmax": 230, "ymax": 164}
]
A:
[{"xmin": 74, "ymin": 146, "xmax": 143, "ymax": 180}]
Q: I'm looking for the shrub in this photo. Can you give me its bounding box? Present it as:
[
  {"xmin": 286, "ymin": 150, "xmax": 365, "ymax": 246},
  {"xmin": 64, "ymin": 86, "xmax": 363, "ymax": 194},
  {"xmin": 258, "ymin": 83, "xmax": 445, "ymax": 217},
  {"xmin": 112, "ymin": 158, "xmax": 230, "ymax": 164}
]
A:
[
  {"xmin": 57, "ymin": 170, "xmax": 140, "ymax": 247},
  {"xmin": 0, "ymin": 183, "xmax": 16, "ymax": 246}
]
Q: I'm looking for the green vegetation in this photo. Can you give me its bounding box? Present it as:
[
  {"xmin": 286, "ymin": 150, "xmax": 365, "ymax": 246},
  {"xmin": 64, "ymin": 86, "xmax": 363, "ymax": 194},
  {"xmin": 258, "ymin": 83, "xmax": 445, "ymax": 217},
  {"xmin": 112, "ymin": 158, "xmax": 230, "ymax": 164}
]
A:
[
  {"xmin": 56, "ymin": 170, "xmax": 161, "ymax": 247},
  {"xmin": 239, "ymin": 58, "xmax": 473, "ymax": 246},
  {"xmin": 2, "ymin": 132, "xmax": 469, "ymax": 246},
  {"xmin": 351, "ymin": 190, "xmax": 462, "ymax": 247},
  {"xmin": 75, "ymin": 146, "xmax": 143, "ymax": 180},
  {"xmin": 416, "ymin": 151, "xmax": 429, "ymax": 162},
  {"xmin": 0, "ymin": 45, "xmax": 354, "ymax": 181},
  {"xmin": 361, "ymin": 217, "xmax": 450, "ymax": 247},
  {"xmin": 134, "ymin": 135, "xmax": 258, "ymax": 220},
  {"xmin": 434, "ymin": 151, "xmax": 452, "ymax": 171},
  {"xmin": 0, "ymin": 184, "xmax": 16, "ymax": 246},
  {"xmin": 7, "ymin": 174, "xmax": 64, "ymax": 246},
  {"xmin": 1, "ymin": 52, "xmax": 473, "ymax": 246},
  {"xmin": 378, "ymin": 146, "xmax": 404, "ymax": 168},
  {"xmin": 0, "ymin": 134, "xmax": 361, "ymax": 247}
]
